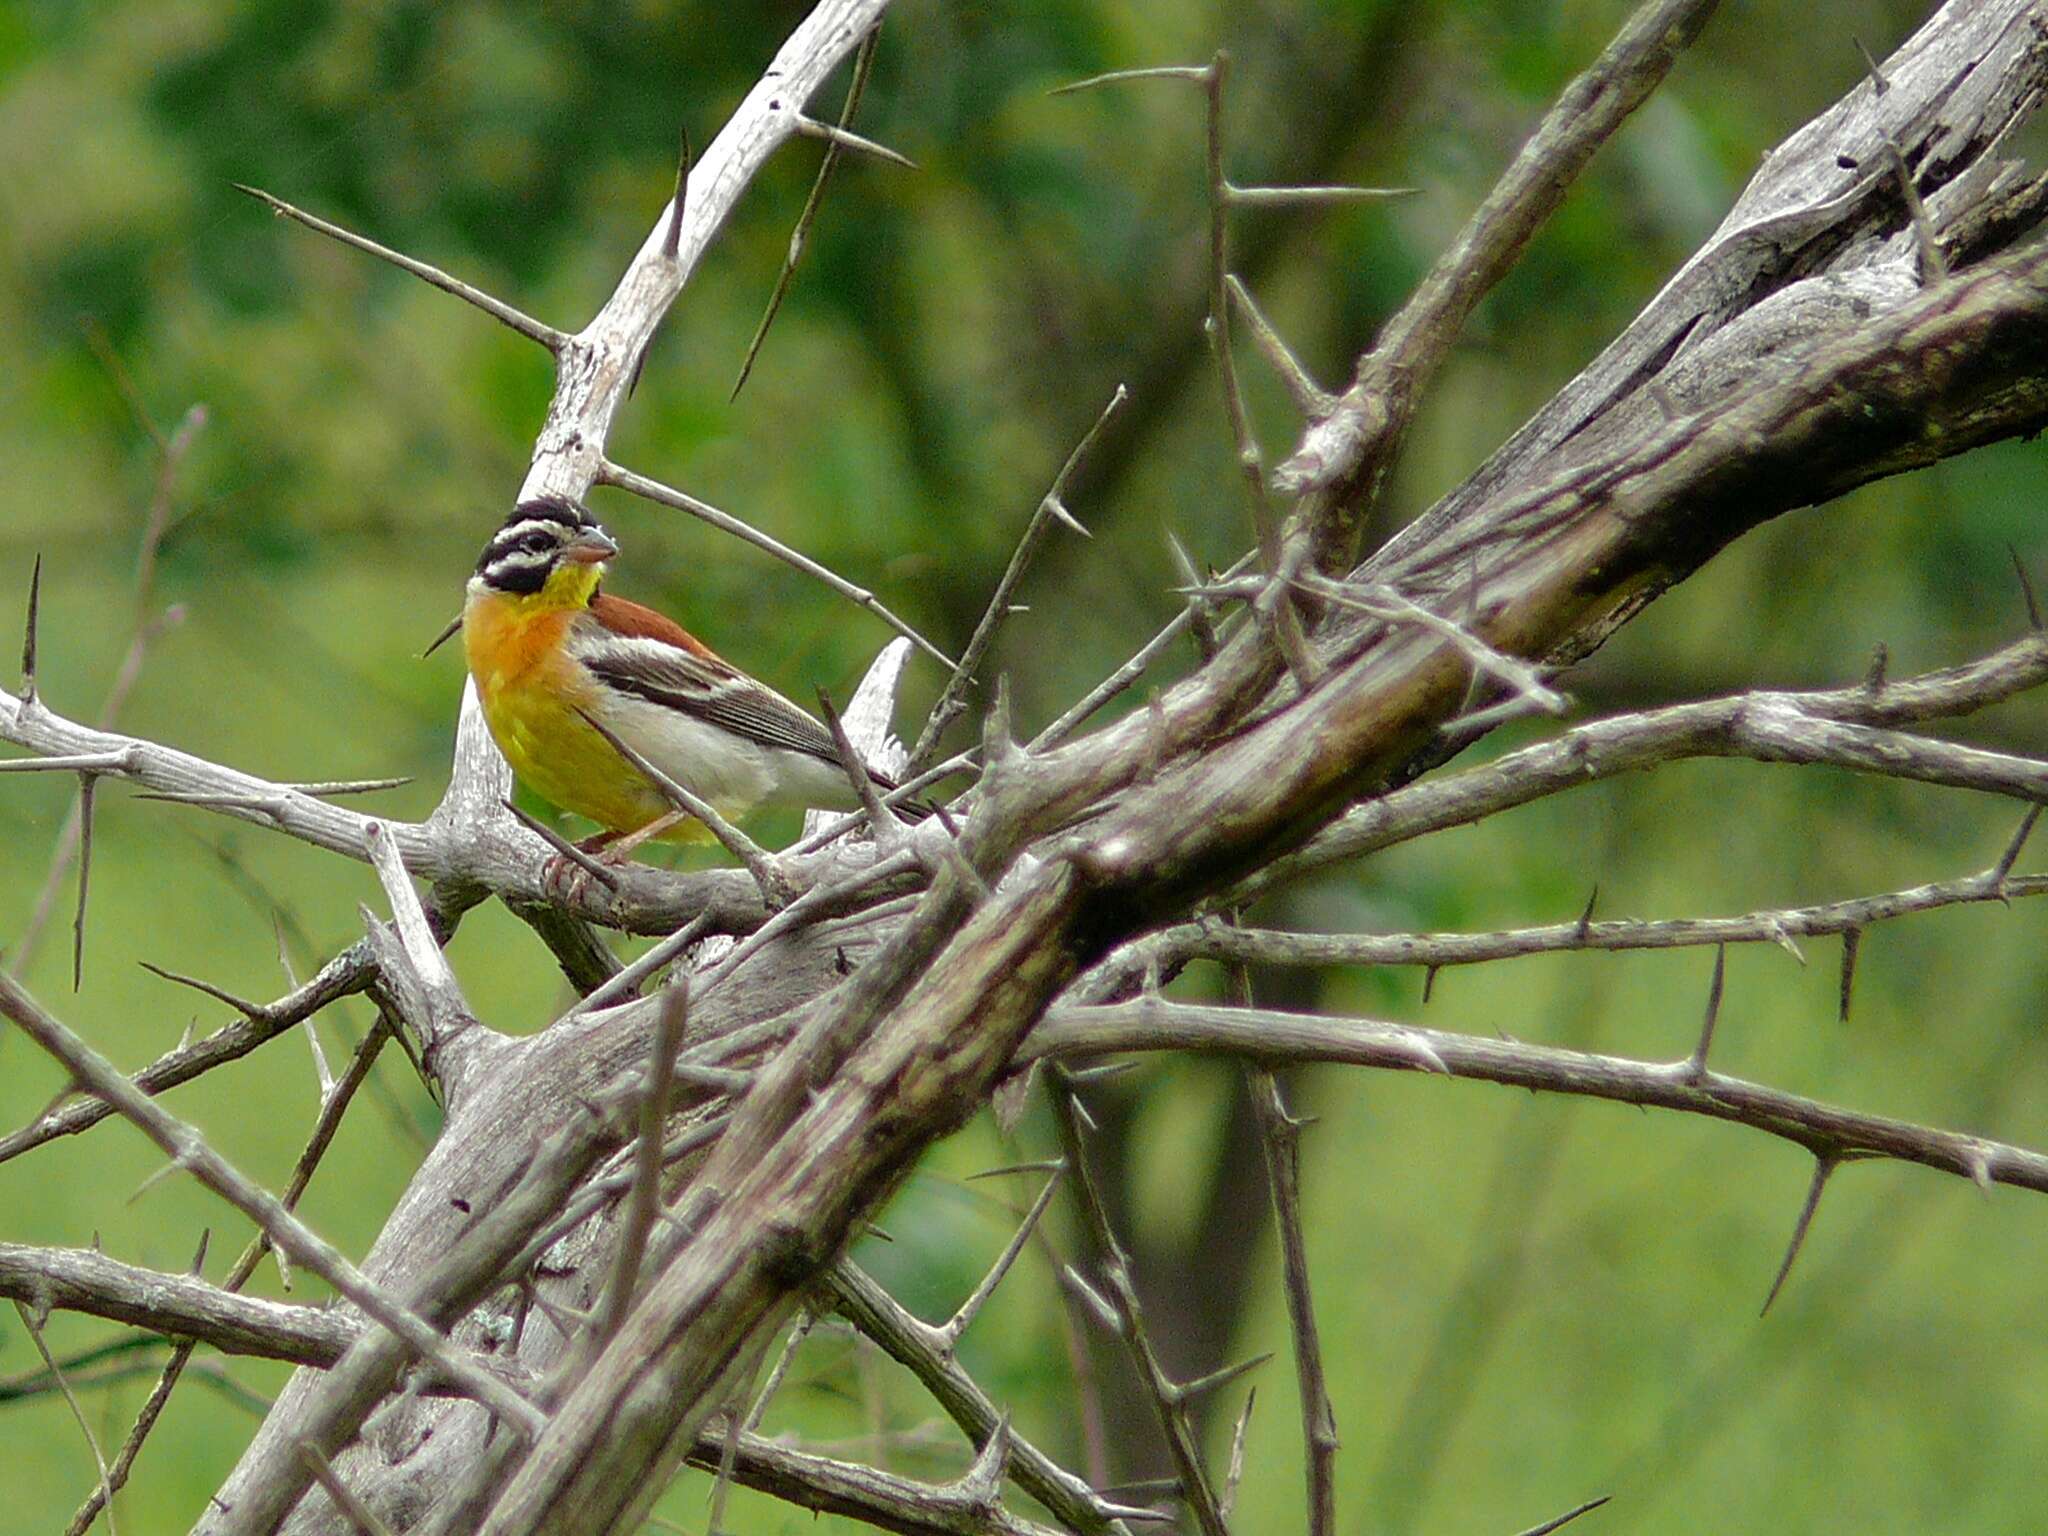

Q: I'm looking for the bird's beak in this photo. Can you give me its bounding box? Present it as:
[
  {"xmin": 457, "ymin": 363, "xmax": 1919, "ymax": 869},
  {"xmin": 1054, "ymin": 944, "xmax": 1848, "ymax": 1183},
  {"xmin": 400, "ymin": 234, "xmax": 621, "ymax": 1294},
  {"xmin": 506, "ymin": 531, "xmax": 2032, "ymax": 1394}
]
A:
[{"xmin": 563, "ymin": 527, "xmax": 618, "ymax": 565}]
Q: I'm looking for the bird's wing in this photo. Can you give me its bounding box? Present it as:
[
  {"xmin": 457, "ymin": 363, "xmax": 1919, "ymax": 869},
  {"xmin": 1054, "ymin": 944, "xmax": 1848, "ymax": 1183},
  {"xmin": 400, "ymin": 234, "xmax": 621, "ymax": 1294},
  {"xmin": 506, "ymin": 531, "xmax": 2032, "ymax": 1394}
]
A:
[{"xmin": 572, "ymin": 597, "xmax": 847, "ymax": 767}]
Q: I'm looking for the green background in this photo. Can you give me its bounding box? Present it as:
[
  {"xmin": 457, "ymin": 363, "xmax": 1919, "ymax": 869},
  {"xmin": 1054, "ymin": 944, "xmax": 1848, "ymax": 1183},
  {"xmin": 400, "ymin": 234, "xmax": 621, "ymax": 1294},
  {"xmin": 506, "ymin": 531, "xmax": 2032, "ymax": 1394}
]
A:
[{"xmin": 3, "ymin": 1, "xmax": 2046, "ymax": 1531}]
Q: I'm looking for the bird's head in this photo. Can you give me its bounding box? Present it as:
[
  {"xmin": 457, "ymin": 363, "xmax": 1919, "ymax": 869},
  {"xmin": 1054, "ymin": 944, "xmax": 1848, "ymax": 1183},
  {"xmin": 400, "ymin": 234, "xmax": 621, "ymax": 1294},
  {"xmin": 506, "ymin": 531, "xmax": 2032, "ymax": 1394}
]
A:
[{"xmin": 472, "ymin": 496, "xmax": 619, "ymax": 610}]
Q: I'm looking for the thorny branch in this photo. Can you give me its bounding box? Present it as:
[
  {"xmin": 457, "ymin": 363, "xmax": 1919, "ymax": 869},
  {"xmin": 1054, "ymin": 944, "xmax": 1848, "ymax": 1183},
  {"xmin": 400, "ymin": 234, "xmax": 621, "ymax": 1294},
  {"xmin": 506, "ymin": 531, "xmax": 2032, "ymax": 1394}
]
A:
[
  {"xmin": 60, "ymin": 1014, "xmax": 401, "ymax": 1536},
  {"xmin": 1134, "ymin": 849, "xmax": 2048, "ymax": 981},
  {"xmin": 12, "ymin": 398, "xmax": 200, "ymax": 984},
  {"xmin": 1240, "ymin": 1063, "xmax": 1336, "ymax": 1536},
  {"xmin": 3, "ymin": 1, "xmax": 2047, "ymax": 1533},
  {"xmin": 1049, "ymin": 1072, "xmax": 1233, "ymax": 1536},
  {"xmin": 1025, "ymin": 998, "xmax": 2048, "ymax": 1206},
  {"xmin": 0, "ymin": 975, "xmax": 533, "ymax": 1432}
]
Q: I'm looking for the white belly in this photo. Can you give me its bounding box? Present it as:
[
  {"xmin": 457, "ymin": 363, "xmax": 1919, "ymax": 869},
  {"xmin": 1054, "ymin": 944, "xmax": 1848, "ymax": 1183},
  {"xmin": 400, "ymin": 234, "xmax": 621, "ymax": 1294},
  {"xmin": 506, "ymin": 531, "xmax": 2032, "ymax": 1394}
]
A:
[{"xmin": 601, "ymin": 692, "xmax": 859, "ymax": 817}]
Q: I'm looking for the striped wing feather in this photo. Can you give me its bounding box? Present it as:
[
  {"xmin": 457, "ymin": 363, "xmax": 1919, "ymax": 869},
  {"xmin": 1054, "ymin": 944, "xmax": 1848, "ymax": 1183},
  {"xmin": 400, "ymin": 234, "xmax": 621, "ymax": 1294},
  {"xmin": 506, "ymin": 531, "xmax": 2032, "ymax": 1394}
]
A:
[{"xmin": 576, "ymin": 595, "xmax": 850, "ymax": 768}]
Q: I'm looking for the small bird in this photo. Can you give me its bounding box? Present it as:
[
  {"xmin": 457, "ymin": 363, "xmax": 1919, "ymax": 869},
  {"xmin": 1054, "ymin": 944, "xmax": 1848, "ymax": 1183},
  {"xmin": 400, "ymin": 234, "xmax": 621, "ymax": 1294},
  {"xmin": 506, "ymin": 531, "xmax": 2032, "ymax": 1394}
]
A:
[{"xmin": 461, "ymin": 496, "xmax": 906, "ymax": 849}]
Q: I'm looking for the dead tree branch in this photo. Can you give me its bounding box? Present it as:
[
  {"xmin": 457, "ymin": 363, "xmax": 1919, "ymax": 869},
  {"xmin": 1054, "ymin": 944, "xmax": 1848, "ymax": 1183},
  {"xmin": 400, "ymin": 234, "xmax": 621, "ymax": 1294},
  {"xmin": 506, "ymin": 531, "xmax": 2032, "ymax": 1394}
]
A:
[{"xmin": 1025, "ymin": 1001, "xmax": 2048, "ymax": 1196}]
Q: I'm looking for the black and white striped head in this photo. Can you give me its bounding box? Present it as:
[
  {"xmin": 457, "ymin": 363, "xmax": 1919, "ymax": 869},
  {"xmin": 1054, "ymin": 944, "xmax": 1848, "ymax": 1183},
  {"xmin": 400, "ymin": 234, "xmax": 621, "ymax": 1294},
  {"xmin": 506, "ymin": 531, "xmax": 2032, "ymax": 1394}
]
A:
[{"xmin": 473, "ymin": 497, "xmax": 619, "ymax": 598}]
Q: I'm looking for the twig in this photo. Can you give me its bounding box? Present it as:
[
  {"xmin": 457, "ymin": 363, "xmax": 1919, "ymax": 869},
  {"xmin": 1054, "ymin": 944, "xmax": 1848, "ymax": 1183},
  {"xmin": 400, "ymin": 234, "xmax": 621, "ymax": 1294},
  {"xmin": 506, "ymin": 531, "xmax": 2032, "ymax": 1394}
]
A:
[
  {"xmin": 1050, "ymin": 65, "xmax": 1208, "ymax": 94},
  {"xmin": 1223, "ymin": 182, "xmax": 1416, "ymax": 207},
  {"xmin": 1225, "ymin": 275, "xmax": 1331, "ymax": 417},
  {"xmin": 816, "ymin": 688, "xmax": 904, "ymax": 846},
  {"xmin": 908, "ymin": 386, "xmax": 1124, "ymax": 773},
  {"xmin": 1220, "ymin": 1388, "xmax": 1255, "ymax": 1521},
  {"xmin": 2011, "ymin": 546, "xmax": 2044, "ymax": 631},
  {"xmin": 680, "ymin": 1421, "xmax": 1073, "ymax": 1536},
  {"xmin": 1140, "ymin": 866, "xmax": 2048, "ymax": 983},
  {"xmin": 504, "ymin": 896, "xmax": 623, "ymax": 996},
  {"xmin": 298, "ymin": 1442, "xmax": 397, "ymax": 1536},
  {"xmin": 789, "ymin": 749, "xmax": 977, "ymax": 856},
  {"xmin": 1838, "ymin": 926, "xmax": 1863, "ymax": 1023},
  {"xmin": 0, "ymin": 751, "xmax": 133, "ymax": 774},
  {"xmin": 498, "ymin": 798, "xmax": 619, "ymax": 891},
  {"xmin": 78, "ymin": 317, "xmax": 169, "ymax": 452},
  {"xmin": 1274, "ymin": 0, "xmax": 1720, "ymax": 503},
  {"xmin": 825, "ymin": 1262, "xmax": 1141, "ymax": 1536},
  {"xmin": 704, "ymin": 1400, "xmax": 746, "ymax": 1536},
  {"xmin": 1154, "ymin": 49, "xmax": 1320, "ymax": 685},
  {"xmin": 0, "ymin": 672, "xmax": 785, "ymax": 939},
  {"xmin": 572, "ymin": 706, "xmax": 792, "ymax": 907},
  {"xmin": 1029, "ymin": 551, "xmax": 1259, "ymax": 751},
  {"xmin": 1061, "ymin": 40, "xmax": 1404, "ymax": 734},
  {"xmin": 0, "ymin": 1336, "xmax": 167, "ymax": 1403},
  {"xmin": 0, "ymin": 1246, "xmax": 355, "ymax": 1367},
  {"xmin": 0, "ymin": 943, "xmax": 377, "ymax": 1169},
  {"xmin": 13, "ymin": 1301, "xmax": 120, "ymax": 1536},
  {"xmin": 499, "ymin": 1107, "xmax": 736, "ymax": 1288},
  {"xmin": 1302, "ymin": 576, "xmax": 1567, "ymax": 718},
  {"xmin": 1238, "ymin": 632, "xmax": 2048, "ymax": 902},
  {"xmin": 744, "ymin": 1308, "xmax": 813, "ymax": 1432},
  {"xmin": 17, "ymin": 403, "xmax": 200, "ymax": 977},
  {"xmin": 1511, "ymin": 1494, "xmax": 1613, "ymax": 1536},
  {"xmin": 572, "ymin": 911, "xmax": 716, "ymax": 1016},
  {"xmin": 694, "ymin": 849, "xmax": 921, "ymax": 995},
  {"xmin": 733, "ymin": 29, "xmax": 880, "ymax": 399},
  {"xmin": 1243, "ymin": 1065, "xmax": 1336, "ymax": 1535},
  {"xmin": 936, "ymin": 1167, "xmax": 1064, "ymax": 1353},
  {"xmin": 363, "ymin": 821, "xmax": 477, "ymax": 1085},
  {"xmin": 234, "ymin": 185, "xmax": 566, "ymax": 351},
  {"xmin": 1991, "ymin": 801, "xmax": 2042, "ymax": 885},
  {"xmin": 1028, "ymin": 1000, "xmax": 2048, "ymax": 1196},
  {"xmin": 596, "ymin": 983, "xmax": 688, "ymax": 1339},
  {"xmin": 1048, "ymin": 1072, "xmax": 1229, "ymax": 1536},
  {"xmin": 597, "ymin": 458, "xmax": 952, "ymax": 669},
  {"xmin": 0, "ymin": 975, "xmax": 541, "ymax": 1437}
]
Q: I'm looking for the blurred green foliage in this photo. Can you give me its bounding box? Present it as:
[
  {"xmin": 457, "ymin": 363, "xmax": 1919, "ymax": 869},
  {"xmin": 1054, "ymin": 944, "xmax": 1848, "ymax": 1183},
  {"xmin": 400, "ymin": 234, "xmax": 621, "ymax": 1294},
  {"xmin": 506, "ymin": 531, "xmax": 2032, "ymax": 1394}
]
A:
[{"xmin": 2, "ymin": 1, "xmax": 2046, "ymax": 1532}]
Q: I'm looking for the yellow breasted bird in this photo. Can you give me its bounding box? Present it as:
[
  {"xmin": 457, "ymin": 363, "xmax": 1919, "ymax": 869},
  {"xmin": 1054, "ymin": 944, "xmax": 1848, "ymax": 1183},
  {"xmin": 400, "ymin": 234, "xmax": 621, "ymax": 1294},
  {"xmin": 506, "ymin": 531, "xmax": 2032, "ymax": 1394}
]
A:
[{"xmin": 462, "ymin": 496, "xmax": 906, "ymax": 847}]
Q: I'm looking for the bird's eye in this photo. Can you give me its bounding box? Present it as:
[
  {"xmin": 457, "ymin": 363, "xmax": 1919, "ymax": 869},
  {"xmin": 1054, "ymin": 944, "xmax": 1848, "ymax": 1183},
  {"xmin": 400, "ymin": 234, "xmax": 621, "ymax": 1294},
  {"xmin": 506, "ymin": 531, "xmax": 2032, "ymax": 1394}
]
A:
[{"xmin": 518, "ymin": 532, "xmax": 556, "ymax": 555}]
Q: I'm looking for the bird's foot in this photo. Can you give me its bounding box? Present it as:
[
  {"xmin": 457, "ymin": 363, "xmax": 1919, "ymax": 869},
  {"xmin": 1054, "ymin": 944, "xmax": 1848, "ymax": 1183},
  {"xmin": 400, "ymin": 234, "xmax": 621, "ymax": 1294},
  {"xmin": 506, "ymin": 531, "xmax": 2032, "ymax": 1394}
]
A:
[
  {"xmin": 599, "ymin": 810, "xmax": 691, "ymax": 863},
  {"xmin": 541, "ymin": 850, "xmax": 621, "ymax": 911}
]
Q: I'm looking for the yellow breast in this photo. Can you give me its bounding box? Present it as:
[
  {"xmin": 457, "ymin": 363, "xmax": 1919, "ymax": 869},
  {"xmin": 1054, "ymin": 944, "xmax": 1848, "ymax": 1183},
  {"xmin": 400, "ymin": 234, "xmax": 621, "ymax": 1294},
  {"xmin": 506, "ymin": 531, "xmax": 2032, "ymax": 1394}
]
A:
[{"xmin": 464, "ymin": 589, "xmax": 687, "ymax": 837}]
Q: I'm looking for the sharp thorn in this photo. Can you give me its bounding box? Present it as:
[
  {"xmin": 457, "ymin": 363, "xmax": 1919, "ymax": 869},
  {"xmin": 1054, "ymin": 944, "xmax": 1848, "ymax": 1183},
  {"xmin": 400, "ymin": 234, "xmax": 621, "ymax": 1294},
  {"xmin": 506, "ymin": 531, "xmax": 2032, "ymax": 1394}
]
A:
[
  {"xmin": 966, "ymin": 1158, "xmax": 1066, "ymax": 1180},
  {"xmin": 72, "ymin": 774, "xmax": 98, "ymax": 990},
  {"xmin": 1963, "ymin": 1143, "xmax": 1994, "ymax": 1193},
  {"xmin": 2009, "ymin": 546, "xmax": 2043, "ymax": 631},
  {"xmin": 663, "ymin": 123, "xmax": 693, "ymax": 263},
  {"xmin": 1760, "ymin": 1158, "xmax": 1834, "ymax": 1316},
  {"xmin": 1510, "ymin": 1493, "xmax": 1613, "ymax": 1536},
  {"xmin": 21, "ymin": 553, "xmax": 41, "ymax": 702},
  {"xmin": 1174, "ymin": 1350, "xmax": 1272, "ymax": 1403},
  {"xmin": 793, "ymin": 114, "xmax": 916, "ymax": 169},
  {"xmin": 1992, "ymin": 804, "xmax": 2043, "ymax": 885},
  {"xmin": 420, "ymin": 613, "xmax": 463, "ymax": 659},
  {"xmin": 1042, "ymin": 495, "xmax": 1091, "ymax": 538},
  {"xmin": 1838, "ymin": 927, "xmax": 1862, "ymax": 1024},
  {"xmin": 1686, "ymin": 944, "xmax": 1725, "ymax": 1082},
  {"xmin": 139, "ymin": 959, "xmax": 269, "ymax": 1017},
  {"xmin": 1049, "ymin": 64, "xmax": 1209, "ymax": 96}
]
